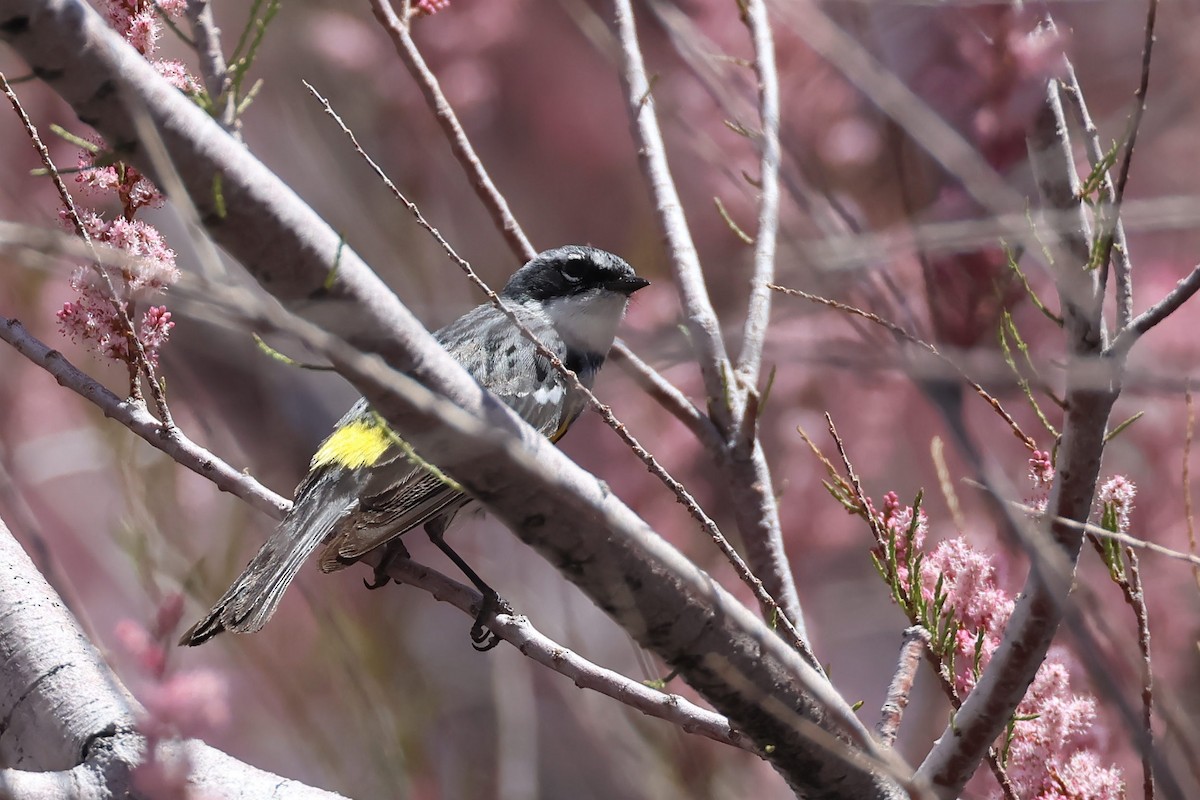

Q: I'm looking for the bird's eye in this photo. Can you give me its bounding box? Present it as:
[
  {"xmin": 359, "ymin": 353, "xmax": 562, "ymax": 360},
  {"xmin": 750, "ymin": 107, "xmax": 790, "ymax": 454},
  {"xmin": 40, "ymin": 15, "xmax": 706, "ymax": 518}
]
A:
[{"xmin": 559, "ymin": 256, "xmax": 589, "ymax": 283}]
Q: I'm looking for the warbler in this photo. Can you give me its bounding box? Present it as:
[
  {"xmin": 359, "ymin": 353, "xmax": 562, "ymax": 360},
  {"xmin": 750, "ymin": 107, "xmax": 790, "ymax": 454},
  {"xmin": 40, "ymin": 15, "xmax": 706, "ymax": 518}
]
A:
[{"xmin": 181, "ymin": 245, "xmax": 649, "ymax": 648}]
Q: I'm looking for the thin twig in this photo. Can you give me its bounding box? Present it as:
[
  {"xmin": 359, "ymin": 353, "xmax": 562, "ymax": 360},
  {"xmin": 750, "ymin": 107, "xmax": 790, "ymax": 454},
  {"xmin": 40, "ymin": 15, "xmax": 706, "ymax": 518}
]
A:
[
  {"xmin": 609, "ymin": 342, "xmax": 726, "ymax": 455},
  {"xmin": 1093, "ymin": 0, "xmax": 1160, "ymax": 320},
  {"xmin": 0, "ymin": 318, "xmax": 288, "ymax": 518},
  {"xmin": 979, "ymin": 486, "xmax": 1200, "ymax": 570},
  {"xmin": 1186, "ymin": 385, "xmax": 1200, "ymax": 591},
  {"xmin": 382, "ymin": 558, "xmax": 755, "ymax": 753},
  {"xmin": 0, "ymin": 71, "xmax": 173, "ymax": 426},
  {"xmin": 771, "ymin": 284, "xmax": 1038, "ymax": 452},
  {"xmin": 185, "ymin": 0, "xmax": 237, "ymax": 132},
  {"xmin": 877, "ymin": 626, "xmax": 929, "ymax": 748},
  {"xmin": 1109, "ymin": 263, "xmax": 1200, "ymax": 354},
  {"xmin": 369, "ymin": 0, "xmax": 535, "ymax": 262},
  {"xmin": 1123, "ymin": 552, "xmax": 1156, "ymax": 800},
  {"xmin": 1058, "ymin": 54, "xmax": 1134, "ymax": 329},
  {"xmin": 826, "ymin": 415, "xmax": 887, "ymax": 548},
  {"xmin": 303, "ymin": 83, "xmax": 818, "ymax": 668},
  {"xmin": 735, "ymin": 0, "xmax": 781, "ymax": 388},
  {"xmin": 930, "ymin": 437, "xmax": 966, "ymax": 532}
]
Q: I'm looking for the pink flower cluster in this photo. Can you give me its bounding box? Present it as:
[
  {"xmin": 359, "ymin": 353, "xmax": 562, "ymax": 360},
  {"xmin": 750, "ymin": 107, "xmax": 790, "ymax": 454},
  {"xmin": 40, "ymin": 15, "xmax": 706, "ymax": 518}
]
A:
[
  {"xmin": 56, "ymin": 215, "xmax": 179, "ymax": 366},
  {"xmin": 1027, "ymin": 449, "xmax": 1055, "ymax": 516},
  {"xmin": 77, "ymin": 143, "xmax": 164, "ymax": 215},
  {"xmin": 103, "ymin": 0, "xmax": 200, "ymax": 93},
  {"xmin": 1097, "ymin": 475, "xmax": 1136, "ymax": 534},
  {"xmin": 115, "ymin": 594, "xmax": 229, "ymax": 799},
  {"xmin": 873, "ymin": 482, "xmax": 1124, "ymax": 798},
  {"xmin": 918, "ymin": 536, "xmax": 1123, "ymax": 798},
  {"xmin": 874, "ymin": 490, "xmax": 928, "ymax": 588},
  {"xmin": 57, "ymin": 1, "xmax": 198, "ymax": 369},
  {"xmin": 416, "ymin": 0, "xmax": 450, "ymax": 15}
]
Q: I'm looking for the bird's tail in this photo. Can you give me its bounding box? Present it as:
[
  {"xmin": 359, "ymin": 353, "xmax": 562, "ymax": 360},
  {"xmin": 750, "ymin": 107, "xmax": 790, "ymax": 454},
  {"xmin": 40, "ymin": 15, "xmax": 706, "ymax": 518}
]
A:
[{"xmin": 179, "ymin": 468, "xmax": 364, "ymax": 646}]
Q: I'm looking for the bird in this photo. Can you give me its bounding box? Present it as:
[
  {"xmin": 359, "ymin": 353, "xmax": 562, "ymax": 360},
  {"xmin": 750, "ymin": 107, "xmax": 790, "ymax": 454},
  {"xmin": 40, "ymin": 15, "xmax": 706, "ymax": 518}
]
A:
[{"xmin": 180, "ymin": 245, "xmax": 649, "ymax": 648}]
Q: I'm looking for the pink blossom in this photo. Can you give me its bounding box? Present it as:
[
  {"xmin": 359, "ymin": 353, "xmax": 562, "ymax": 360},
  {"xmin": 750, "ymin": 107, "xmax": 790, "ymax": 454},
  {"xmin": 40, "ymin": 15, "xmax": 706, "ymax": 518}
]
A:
[
  {"xmin": 416, "ymin": 0, "xmax": 450, "ymax": 15},
  {"xmin": 139, "ymin": 306, "xmax": 174, "ymax": 364},
  {"xmin": 142, "ymin": 669, "xmax": 231, "ymax": 738},
  {"xmin": 124, "ymin": 8, "xmax": 161, "ymax": 55},
  {"xmin": 1029, "ymin": 450, "xmax": 1055, "ymax": 490},
  {"xmin": 76, "ymin": 149, "xmax": 164, "ymax": 212},
  {"xmin": 873, "ymin": 491, "xmax": 928, "ymax": 588},
  {"xmin": 1098, "ymin": 475, "xmax": 1136, "ymax": 533},
  {"xmin": 154, "ymin": 59, "xmax": 202, "ymax": 94},
  {"xmin": 114, "ymin": 618, "xmax": 166, "ymax": 677},
  {"xmin": 908, "ymin": 532, "xmax": 1124, "ymax": 798},
  {"xmin": 1027, "ymin": 449, "xmax": 1055, "ymax": 516}
]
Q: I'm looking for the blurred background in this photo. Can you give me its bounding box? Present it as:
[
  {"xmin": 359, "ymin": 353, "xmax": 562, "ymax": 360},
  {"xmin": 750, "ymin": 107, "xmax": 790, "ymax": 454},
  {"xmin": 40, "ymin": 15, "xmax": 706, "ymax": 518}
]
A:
[{"xmin": 2, "ymin": 0, "xmax": 1199, "ymax": 797}]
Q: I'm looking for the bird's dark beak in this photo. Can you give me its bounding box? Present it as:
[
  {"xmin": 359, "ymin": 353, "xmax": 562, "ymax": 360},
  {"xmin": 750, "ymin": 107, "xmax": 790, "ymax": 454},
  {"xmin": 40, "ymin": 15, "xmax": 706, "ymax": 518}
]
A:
[{"xmin": 607, "ymin": 276, "xmax": 650, "ymax": 295}]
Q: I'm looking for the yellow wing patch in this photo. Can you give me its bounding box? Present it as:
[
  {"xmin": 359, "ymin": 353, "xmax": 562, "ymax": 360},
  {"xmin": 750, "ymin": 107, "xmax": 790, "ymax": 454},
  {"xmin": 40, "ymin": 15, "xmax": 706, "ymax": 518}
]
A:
[{"xmin": 311, "ymin": 417, "xmax": 392, "ymax": 470}]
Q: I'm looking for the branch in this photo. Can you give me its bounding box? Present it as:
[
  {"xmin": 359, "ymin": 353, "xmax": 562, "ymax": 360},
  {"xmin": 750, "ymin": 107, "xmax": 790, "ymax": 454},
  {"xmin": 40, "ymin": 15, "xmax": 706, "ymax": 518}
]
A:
[
  {"xmin": 184, "ymin": 0, "xmax": 236, "ymax": 132},
  {"xmin": 735, "ymin": 0, "xmax": 781, "ymax": 388},
  {"xmin": 0, "ymin": 317, "xmax": 290, "ymax": 519},
  {"xmin": 1093, "ymin": 0, "xmax": 1160, "ymax": 326},
  {"xmin": 0, "ymin": 513, "xmax": 345, "ymax": 799},
  {"xmin": 1108, "ymin": 263, "xmax": 1200, "ymax": 355},
  {"xmin": 369, "ymin": 0, "xmax": 535, "ymax": 262},
  {"xmin": 1058, "ymin": 55, "xmax": 1135, "ymax": 328},
  {"xmin": 876, "ymin": 627, "xmax": 929, "ymax": 749},
  {"xmin": 382, "ymin": 558, "xmax": 755, "ymax": 753},
  {"xmin": 610, "ymin": 0, "xmax": 734, "ymax": 427}
]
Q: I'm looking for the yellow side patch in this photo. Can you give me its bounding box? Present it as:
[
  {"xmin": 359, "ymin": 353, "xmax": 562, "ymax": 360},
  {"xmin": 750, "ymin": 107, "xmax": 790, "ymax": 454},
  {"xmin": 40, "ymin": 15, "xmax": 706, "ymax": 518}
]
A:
[{"xmin": 311, "ymin": 418, "xmax": 392, "ymax": 470}]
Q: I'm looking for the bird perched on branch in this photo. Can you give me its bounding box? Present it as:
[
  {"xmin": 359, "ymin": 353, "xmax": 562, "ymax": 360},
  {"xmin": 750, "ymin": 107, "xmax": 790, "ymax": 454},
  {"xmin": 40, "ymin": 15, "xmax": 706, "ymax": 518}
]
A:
[{"xmin": 180, "ymin": 245, "xmax": 649, "ymax": 649}]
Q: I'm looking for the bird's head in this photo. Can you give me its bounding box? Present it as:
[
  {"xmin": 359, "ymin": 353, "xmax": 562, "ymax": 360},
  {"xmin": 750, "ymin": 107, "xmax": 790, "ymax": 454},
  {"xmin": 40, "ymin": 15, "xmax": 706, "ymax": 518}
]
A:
[{"xmin": 502, "ymin": 246, "xmax": 649, "ymax": 354}]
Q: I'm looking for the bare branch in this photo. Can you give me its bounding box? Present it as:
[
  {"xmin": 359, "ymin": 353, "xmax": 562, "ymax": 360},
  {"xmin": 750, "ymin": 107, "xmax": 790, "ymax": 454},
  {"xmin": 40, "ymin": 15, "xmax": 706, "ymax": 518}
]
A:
[
  {"xmin": 611, "ymin": 0, "xmax": 734, "ymax": 426},
  {"xmin": 0, "ymin": 514, "xmax": 345, "ymax": 798},
  {"xmin": 368, "ymin": 0, "xmax": 536, "ymax": 262},
  {"xmin": 877, "ymin": 627, "xmax": 930, "ymax": 748},
  {"xmin": 0, "ymin": 317, "xmax": 290, "ymax": 519},
  {"xmin": 1093, "ymin": 0, "xmax": 1161, "ymax": 323},
  {"xmin": 1109, "ymin": 263, "xmax": 1200, "ymax": 354},
  {"xmin": 735, "ymin": 0, "xmax": 781, "ymax": 388},
  {"xmin": 1059, "ymin": 55, "xmax": 1134, "ymax": 328},
  {"xmin": 383, "ymin": 558, "xmax": 756, "ymax": 753},
  {"xmin": 917, "ymin": 65, "xmax": 1117, "ymax": 797},
  {"xmin": 184, "ymin": 0, "xmax": 236, "ymax": 131}
]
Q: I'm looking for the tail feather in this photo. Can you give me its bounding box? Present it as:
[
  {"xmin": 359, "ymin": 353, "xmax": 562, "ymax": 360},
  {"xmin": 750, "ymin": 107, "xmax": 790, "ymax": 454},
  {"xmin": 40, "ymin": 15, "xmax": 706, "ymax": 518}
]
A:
[{"xmin": 179, "ymin": 468, "xmax": 365, "ymax": 646}]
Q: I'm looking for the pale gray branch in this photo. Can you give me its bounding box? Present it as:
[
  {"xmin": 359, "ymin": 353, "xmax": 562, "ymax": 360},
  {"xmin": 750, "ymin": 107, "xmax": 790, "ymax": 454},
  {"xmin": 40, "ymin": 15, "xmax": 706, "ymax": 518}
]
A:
[
  {"xmin": 610, "ymin": 0, "xmax": 734, "ymax": 427},
  {"xmin": 0, "ymin": 513, "xmax": 345, "ymax": 799},
  {"xmin": 736, "ymin": 0, "xmax": 782, "ymax": 388}
]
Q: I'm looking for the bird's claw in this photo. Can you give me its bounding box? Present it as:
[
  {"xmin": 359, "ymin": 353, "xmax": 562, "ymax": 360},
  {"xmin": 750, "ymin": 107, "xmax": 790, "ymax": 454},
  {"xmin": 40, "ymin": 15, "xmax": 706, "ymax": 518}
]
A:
[{"xmin": 470, "ymin": 591, "xmax": 514, "ymax": 652}]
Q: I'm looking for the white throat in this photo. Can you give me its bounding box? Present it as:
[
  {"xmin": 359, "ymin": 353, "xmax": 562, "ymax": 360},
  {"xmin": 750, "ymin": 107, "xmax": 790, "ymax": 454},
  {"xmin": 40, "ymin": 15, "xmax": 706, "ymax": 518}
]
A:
[{"xmin": 541, "ymin": 291, "xmax": 629, "ymax": 354}]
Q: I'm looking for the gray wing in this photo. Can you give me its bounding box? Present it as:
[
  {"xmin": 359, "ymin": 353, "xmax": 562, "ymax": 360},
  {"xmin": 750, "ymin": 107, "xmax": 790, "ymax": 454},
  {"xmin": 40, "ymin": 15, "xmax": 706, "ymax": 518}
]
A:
[{"xmin": 318, "ymin": 304, "xmax": 576, "ymax": 568}]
